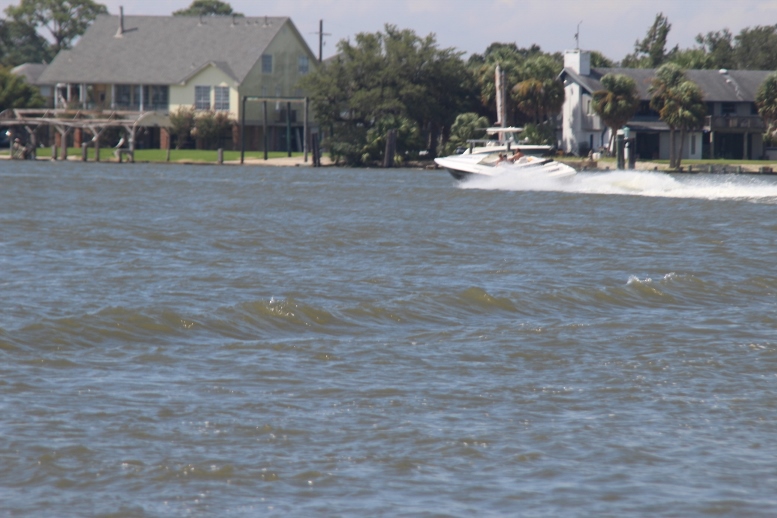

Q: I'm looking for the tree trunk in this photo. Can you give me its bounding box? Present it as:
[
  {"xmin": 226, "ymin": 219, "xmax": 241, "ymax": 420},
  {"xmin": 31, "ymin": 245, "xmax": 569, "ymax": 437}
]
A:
[
  {"xmin": 677, "ymin": 129, "xmax": 686, "ymax": 170},
  {"xmin": 669, "ymin": 127, "xmax": 676, "ymax": 169}
]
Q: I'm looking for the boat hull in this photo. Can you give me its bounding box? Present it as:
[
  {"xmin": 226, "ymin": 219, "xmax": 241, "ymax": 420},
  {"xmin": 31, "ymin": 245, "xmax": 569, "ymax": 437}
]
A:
[{"xmin": 434, "ymin": 154, "xmax": 576, "ymax": 181}]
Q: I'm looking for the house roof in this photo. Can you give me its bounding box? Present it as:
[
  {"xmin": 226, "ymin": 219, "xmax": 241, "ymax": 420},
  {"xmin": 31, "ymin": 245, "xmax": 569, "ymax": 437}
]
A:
[
  {"xmin": 38, "ymin": 14, "xmax": 305, "ymax": 86},
  {"xmin": 561, "ymin": 67, "xmax": 773, "ymax": 103},
  {"xmin": 11, "ymin": 63, "xmax": 49, "ymax": 85}
]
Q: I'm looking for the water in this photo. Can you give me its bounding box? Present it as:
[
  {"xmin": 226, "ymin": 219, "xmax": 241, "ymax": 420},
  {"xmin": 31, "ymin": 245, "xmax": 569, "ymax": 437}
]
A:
[{"xmin": 2, "ymin": 161, "xmax": 777, "ymax": 516}]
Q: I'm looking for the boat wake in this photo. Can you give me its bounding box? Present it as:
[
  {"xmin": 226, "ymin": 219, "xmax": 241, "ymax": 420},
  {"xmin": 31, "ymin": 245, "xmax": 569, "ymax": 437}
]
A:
[{"xmin": 459, "ymin": 169, "xmax": 777, "ymax": 202}]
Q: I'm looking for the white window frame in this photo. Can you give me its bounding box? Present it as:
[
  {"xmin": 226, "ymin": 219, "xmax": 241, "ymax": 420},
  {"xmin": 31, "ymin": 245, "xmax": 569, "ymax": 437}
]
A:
[
  {"xmin": 195, "ymin": 85, "xmax": 211, "ymax": 110},
  {"xmin": 214, "ymin": 86, "xmax": 230, "ymax": 111}
]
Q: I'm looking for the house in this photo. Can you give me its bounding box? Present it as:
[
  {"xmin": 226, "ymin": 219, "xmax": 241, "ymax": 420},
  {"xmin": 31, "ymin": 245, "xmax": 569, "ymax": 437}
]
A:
[
  {"xmin": 560, "ymin": 49, "xmax": 771, "ymax": 160},
  {"xmin": 37, "ymin": 9, "xmax": 318, "ymax": 151}
]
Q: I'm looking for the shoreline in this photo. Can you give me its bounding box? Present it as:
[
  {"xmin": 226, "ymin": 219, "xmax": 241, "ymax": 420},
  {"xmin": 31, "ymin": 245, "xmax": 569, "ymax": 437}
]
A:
[{"xmin": 4, "ymin": 153, "xmax": 777, "ymax": 174}]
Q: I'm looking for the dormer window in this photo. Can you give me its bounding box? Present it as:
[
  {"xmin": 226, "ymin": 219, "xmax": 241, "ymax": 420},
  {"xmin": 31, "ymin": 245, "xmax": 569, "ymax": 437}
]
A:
[{"xmin": 262, "ymin": 54, "xmax": 272, "ymax": 74}]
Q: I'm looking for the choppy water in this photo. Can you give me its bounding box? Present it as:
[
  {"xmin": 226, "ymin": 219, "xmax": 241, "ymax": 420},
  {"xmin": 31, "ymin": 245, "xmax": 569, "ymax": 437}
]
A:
[{"xmin": 2, "ymin": 161, "xmax": 777, "ymax": 516}]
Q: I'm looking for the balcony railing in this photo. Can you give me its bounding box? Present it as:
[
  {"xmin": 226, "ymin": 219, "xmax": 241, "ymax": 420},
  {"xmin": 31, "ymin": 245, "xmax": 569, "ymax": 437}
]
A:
[{"xmin": 706, "ymin": 115, "xmax": 765, "ymax": 131}]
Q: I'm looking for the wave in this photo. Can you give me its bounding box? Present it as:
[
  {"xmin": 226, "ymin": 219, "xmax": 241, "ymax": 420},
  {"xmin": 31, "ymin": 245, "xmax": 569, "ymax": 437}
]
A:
[
  {"xmin": 460, "ymin": 169, "xmax": 777, "ymax": 202},
  {"xmin": 6, "ymin": 271, "xmax": 775, "ymax": 350}
]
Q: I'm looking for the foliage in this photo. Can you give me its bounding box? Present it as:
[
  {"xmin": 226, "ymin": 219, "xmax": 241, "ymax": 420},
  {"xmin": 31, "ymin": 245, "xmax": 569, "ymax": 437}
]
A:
[
  {"xmin": 0, "ymin": 18, "xmax": 52, "ymax": 67},
  {"xmin": 756, "ymin": 72, "xmax": 777, "ymax": 141},
  {"xmin": 733, "ymin": 25, "xmax": 777, "ymax": 71},
  {"xmin": 694, "ymin": 30, "xmax": 735, "ymax": 70},
  {"xmin": 168, "ymin": 105, "xmax": 196, "ymax": 149},
  {"xmin": 4, "ymin": 0, "xmax": 108, "ymax": 54},
  {"xmin": 444, "ymin": 112, "xmax": 490, "ymax": 154},
  {"xmin": 193, "ymin": 110, "xmax": 232, "ymax": 150},
  {"xmin": 649, "ymin": 64, "xmax": 705, "ymax": 168},
  {"xmin": 300, "ymin": 25, "xmax": 477, "ymax": 165},
  {"xmin": 589, "ymin": 51, "xmax": 616, "ymax": 68},
  {"xmin": 467, "ymin": 43, "xmax": 561, "ymax": 126},
  {"xmin": 592, "ymin": 74, "xmax": 640, "ymax": 152},
  {"xmin": 621, "ymin": 13, "xmax": 678, "ymax": 68},
  {"xmin": 0, "ymin": 65, "xmax": 44, "ymax": 112},
  {"xmin": 511, "ymin": 76, "xmax": 564, "ymax": 124},
  {"xmin": 172, "ymin": 0, "xmax": 241, "ymax": 17},
  {"xmin": 362, "ymin": 115, "xmax": 422, "ymax": 165},
  {"xmin": 520, "ymin": 122, "xmax": 556, "ymax": 147},
  {"xmin": 658, "ymin": 80, "xmax": 706, "ymax": 168},
  {"xmin": 667, "ymin": 48, "xmax": 717, "ymax": 70}
]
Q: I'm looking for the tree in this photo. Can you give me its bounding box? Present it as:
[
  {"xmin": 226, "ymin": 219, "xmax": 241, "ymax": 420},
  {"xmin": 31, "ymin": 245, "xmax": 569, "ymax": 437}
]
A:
[
  {"xmin": 445, "ymin": 112, "xmax": 490, "ymax": 154},
  {"xmin": 193, "ymin": 110, "xmax": 231, "ymax": 149},
  {"xmin": 659, "ymin": 80, "xmax": 706, "ymax": 169},
  {"xmin": 592, "ymin": 74, "xmax": 640, "ymax": 153},
  {"xmin": 172, "ymin": 0, "xmax": 241, "ymax": 17},
  {"xmin": 300, "ymin": 25, "xmax": 477, "ymax": 165},
  {"xmin": 756, "ymin": 72, "xmax": 777, "ymax": 145},
  {"xmin": 4, "ymin": 0, "xmax": 108, "ymax": 55},
  {"xmin": 168, "ymin": 105, "xmax": 196, "ymax": 149},
  {"xmin": 733, "ymin": 25, "xmax": 777, "ymax": 70},
  {"xmin": 668, "ymin": 48, "xmax": 716, "ymax": 70},
  {"xmin": 622, "ymin": 13, "xmax": 678, "ymax": 68},
  {"xmin": 649, "ymin": 63, "xmax": 685, "ymax": 167},
  {"xmin": 0, "ymin": 66, "xmax": 44, "ymax": 112},
  {"xmin": 467, "ymin": 43, "xmax": 547, "ymax": 125},
  {"xmin": 0, "ymin": 19, "xmax": 53, "ymax": 67},
  {"xmin": 695, "ymin": 29, "xmax": 735, "ymax": 70}
]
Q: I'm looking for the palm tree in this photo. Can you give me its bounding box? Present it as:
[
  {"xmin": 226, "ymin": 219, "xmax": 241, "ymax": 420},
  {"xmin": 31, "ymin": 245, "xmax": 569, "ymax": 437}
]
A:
[
  {"xmin": 592, "ymin": 74, "xmax": 640, "ymax": 153},
  {"xmin": 659, "ymin": 80, "xmax": 706, "ymax": 169},
  {"xmin": 446, "ymin": 112, "xmax": 490, "ymax": 153},
  {"xmin": 756, "ymin": 72, "xmax": 777, "ymax": 144},
  {"xmin": 649, "ymin": 63, "xmax": 685, "ymax": 167},
  {"xmin": 511, "ymin": 78, "xmax": 564, "ymax": 124}
]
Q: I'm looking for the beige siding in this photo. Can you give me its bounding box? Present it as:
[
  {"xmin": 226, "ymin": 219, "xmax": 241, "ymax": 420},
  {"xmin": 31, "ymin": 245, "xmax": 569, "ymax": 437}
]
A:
[
  {"xmin": 238, "ymin": 21, "xmax": 317, "ymax": 123},
  {"xmin": 170, "ymin": 66, "xmax": 238, "ymax": 119}
]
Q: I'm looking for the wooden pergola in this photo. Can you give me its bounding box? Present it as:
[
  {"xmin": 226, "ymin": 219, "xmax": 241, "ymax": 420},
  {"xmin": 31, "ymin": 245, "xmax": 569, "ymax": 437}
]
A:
[{"xmin": 0, "ymin": 108, "xmax": 170, "ymax": 161}]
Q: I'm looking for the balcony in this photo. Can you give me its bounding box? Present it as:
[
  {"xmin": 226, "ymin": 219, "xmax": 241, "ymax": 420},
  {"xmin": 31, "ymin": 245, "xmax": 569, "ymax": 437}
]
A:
[{"xmin": 706, "ymin": 115, "xmax": 765, "ymax": 131}]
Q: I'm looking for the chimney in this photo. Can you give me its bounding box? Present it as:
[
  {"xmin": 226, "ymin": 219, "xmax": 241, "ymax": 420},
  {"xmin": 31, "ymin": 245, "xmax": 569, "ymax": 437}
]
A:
[
  {"xmin": 115, "ymin": 6, "xmax": 124, "ymax": 38},
  {"xmin": 564, "ymin": 49, "xmax": 590, "ymax": 75}
]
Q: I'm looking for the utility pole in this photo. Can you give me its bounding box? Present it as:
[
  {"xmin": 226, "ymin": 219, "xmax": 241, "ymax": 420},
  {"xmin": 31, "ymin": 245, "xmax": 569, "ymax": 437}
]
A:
[{"xmin": 315, "ymin": 20, "xmax": 330, "ymax": 62}]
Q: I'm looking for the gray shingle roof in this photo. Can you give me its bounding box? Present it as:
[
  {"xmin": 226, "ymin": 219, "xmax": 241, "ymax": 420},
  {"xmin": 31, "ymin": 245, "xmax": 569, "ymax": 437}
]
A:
[
  {"xmin": 562, "ymin": 67, "xmax": 774, "ymax": 103},
  {"xmin": 38, "ymin": 14, "xmax": 296, "ymax": 85},
  {"xmin": 11, "ymin": 63, "xmax": 49, "ymax": 85}
]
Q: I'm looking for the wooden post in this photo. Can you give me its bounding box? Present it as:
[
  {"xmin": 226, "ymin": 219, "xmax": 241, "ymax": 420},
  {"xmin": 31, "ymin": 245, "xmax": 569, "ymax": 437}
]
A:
[
  {"xmin": 240, "ymin": 95, "xmax": 246, "ymax": 164},
  {"xmin": 218, "ymin": 148, "xmax": 223, "ymax": 164},
  {"xmin": 263, "ymin": 100, "xmax": 268, "ymax": 161},
  {"xmin": 60, "ymin": 132, "xmax": 67, "ymax": 161},
  {"xmin": 51, "ymin": 145, "xmax": 57, "ymax": 161},
  {"xmin": 95, "ymin": 136, "xmax": 100, "ymax": 162},
  {"xmin": 303, "ymin": 97, "xmax": 309, "ymax": 163},
  {"xmin": 81, "ymin": 143, "xmax": 88, "ymax": 161},
  {"xmin": 286, "ymin": 101, "xmax": 292, "ymax": 157}
]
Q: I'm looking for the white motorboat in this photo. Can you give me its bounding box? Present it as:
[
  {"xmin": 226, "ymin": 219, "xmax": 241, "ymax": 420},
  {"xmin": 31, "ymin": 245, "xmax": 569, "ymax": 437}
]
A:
[{"xmin": 434, "ymin": 152, "xmax": 576, "ymax": 181}]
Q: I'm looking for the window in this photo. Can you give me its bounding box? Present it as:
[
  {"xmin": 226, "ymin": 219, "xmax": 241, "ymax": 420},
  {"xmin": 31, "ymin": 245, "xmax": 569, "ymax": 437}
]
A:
[
  {"xmin": 721, "ymin": 102, "xmax": 736, "ymax": 115},
  {"xmin": 214, "ymin": 86, "xmax": 229, "ymax": 111},
  {"xmin": 195, "ymin": 85, "xmax": 210, "ymax": 110},
  {"xmin": 586, "ymin": 99, "xmax": 592, "ymax": 115},
  {"xmin": 147, "ymin": 85, "xmax": 169, "ymax": 110},
  {"xmin": 298, "ymin": 55, "xmax": 309, "ymax": 74},
  {"xmin": 262, "ymin": 54, "xmax": 272, "ymax": 74}
]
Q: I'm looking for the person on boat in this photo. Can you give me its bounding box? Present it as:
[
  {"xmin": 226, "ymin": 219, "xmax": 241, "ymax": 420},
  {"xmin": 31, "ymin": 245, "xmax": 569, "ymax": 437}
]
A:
[
  {"xmin": 495, "ymin": 153, "xmax": 507, "ymax": 165},
  {"xmin": 509, "ymin": 149, "xmax": 524, "ymax": 162}
]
